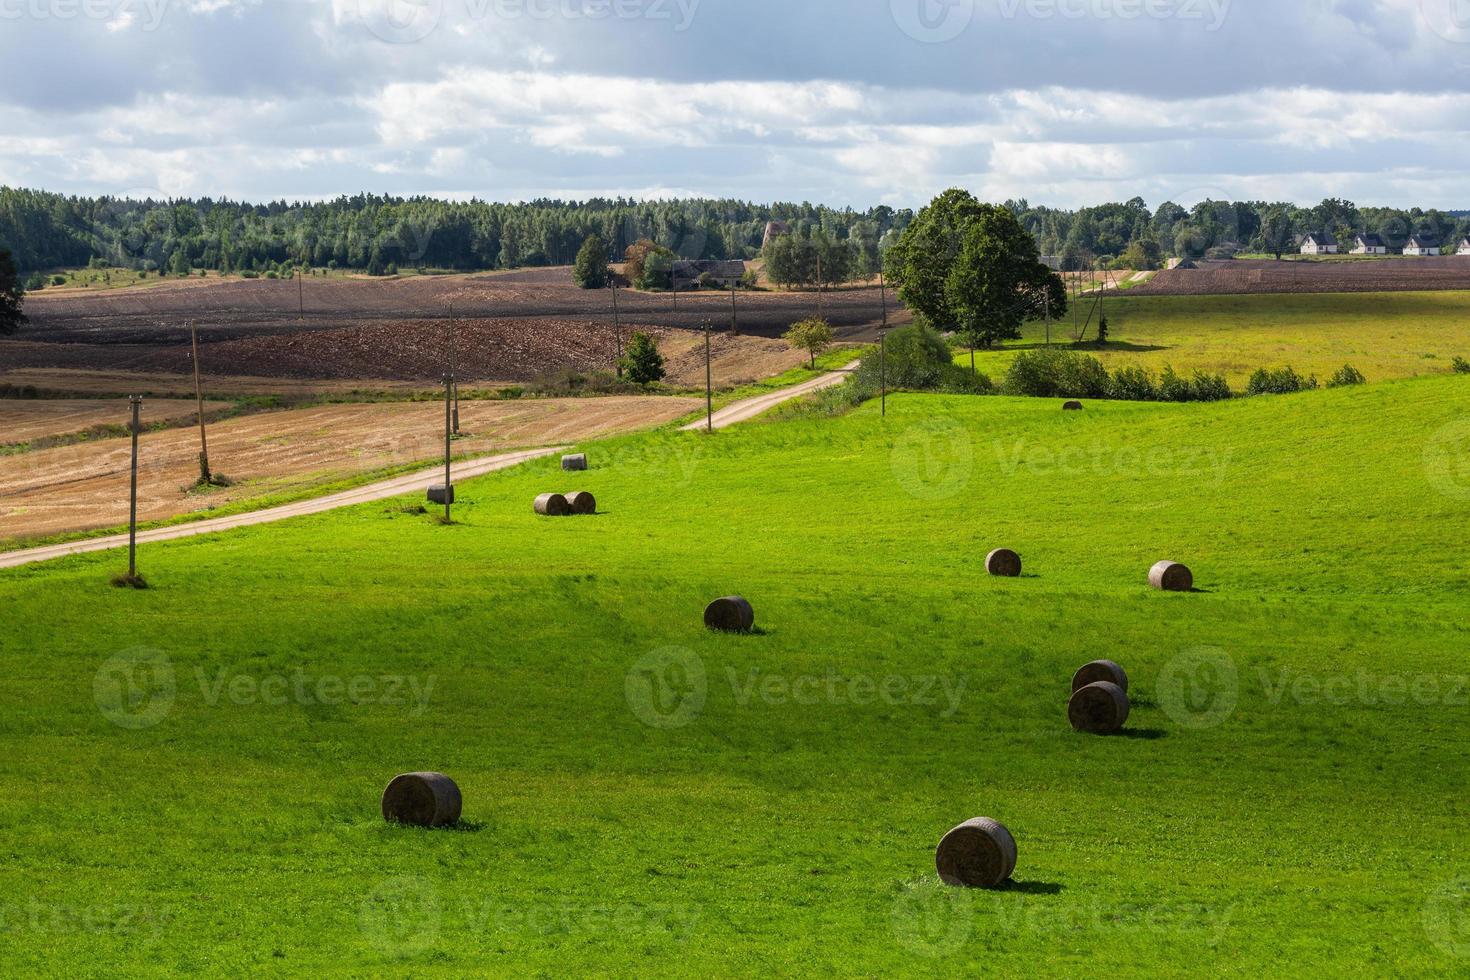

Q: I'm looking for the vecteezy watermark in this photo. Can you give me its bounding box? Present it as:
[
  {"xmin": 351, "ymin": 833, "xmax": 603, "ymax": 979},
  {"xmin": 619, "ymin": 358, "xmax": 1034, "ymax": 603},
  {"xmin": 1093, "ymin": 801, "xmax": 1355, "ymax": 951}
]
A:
[
  {"xmin": 1425, "ymin": 877, "xmax": 1470, "ymax": 959},
  {"xmin": 625, "ymin": 647, "xmax": 708, "ymax": 730},
  {"xmin": 1424, "ymin": 418, "xmax": 1470, "ymax": 500},
  {"xmin": 355, "ymin": 0, "xmax": 701, "ymax": 44},
  {"xmin": 1258, "ymin": 669, "xmax": 1470, "ymax": 709},
  {"xmin": 891, "ymin": 418, "xmax": 974, "ymax": 500},
  {"xmin": 891, "ymin": 0, "xmax": 975, "ymax": 42},
  {"xmin": 360, "ymin": 876, "xmax": 700, "ymax": 957},
  {"xmin": 1419, "ymin": 0, "xmax": 1470, "ymax": 44},
  {"xmin": 0, "ymin": 899, "xmax": 173, "ymax": 937},
  {"xmin": 997, "ymin": 0, "xmax": 1229, "ymax": 29},
  {"xmin": 993, "ymin": 438, "xmax": 1234, "ymax": 485},
  {"xmin": 0, "ymin": 0, "xmax": 169, "ymax": 31},
  {"xmin": 1155, "ymin": 647, "xmax": 1238, "ymax": 729},
  {"xmin": 94, "ymin": 650, "xmax": 436, "ymax": 729},
  {"xmin": 625, "ymin": 649, "xmax": 968, "ymax": 729}
]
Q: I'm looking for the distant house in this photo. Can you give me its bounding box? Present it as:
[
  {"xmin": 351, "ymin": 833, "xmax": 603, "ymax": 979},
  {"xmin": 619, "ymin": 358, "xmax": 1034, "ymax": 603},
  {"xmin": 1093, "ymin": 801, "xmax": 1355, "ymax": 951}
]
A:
[
  {"xmin": 761, "ymin": 221, "xmax": 790, "ymax": 250},
  {"xmin": 1350, "ymin": 234, "xmax": 1387, "ymax": 255},
  {"xmin": 1458, "ymin": 237, "xmax": 1470, "ymax": 256},
  {"xmin": 1403, "ymin": 235, "xmax": 1441, "ymax": 256},
  {"xmin": 672, "ymin": 259, "xmax": 746, "ymax": 290},
  {"xmin": 1300, "ymin": 232, "xmax": 1338, "ymax": 255}
]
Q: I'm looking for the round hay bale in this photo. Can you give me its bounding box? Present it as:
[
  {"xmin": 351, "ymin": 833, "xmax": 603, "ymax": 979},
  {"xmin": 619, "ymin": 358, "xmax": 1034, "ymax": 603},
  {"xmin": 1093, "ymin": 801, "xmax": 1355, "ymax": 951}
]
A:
[
  {"xmin": 985, "ymin": 548, "xmax": 1022, "ymax": 578},
  {"xmin": 565, "ymin": 491, "xmax": 597, "ymax": 515},
  {"xmin": 936, "ymin": 817, "xmax": 1017, "ymax": 889},
  {"xmin": 1068, "ymin": 681, "xmax": 1130, "ymax": 734},
  {"xmin": 534, "ymin": 493, "xmax": 571, "ymax": 517},
  {"xmin": 381, "ymin": 772, "xmax": 462, "ymax": 827},
  {"xmin": 1149, "ymin": 560, "xmax": 1193, "ymax": 592},
  {"xmin": 562, "ymin": 453, "xmax": 589, "ymax": 472},
  {"xmin": 1071, "ymin": 659, "xmax": 1129, "ymax": 693},
  {"xmin": 704, "ymin": 596, "xmax": 755, "ymax": 633},
  {"xmin": 1063, "ymin": 401, "xmax": 1084, "ymax": 411}
]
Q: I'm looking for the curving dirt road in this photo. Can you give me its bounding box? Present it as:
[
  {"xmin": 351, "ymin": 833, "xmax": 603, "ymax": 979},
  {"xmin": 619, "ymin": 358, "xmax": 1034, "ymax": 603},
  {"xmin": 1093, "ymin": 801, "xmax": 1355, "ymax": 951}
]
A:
[{"xmin": 680, "ymin": 361, "xmax": 859, "ymax": 431}]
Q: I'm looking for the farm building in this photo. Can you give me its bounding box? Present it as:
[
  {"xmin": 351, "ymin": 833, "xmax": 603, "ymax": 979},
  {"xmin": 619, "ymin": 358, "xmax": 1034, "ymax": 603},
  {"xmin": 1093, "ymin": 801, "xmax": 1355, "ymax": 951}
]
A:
[
  {"xmin": 1458, "ymin": 237, "xmax": 1470, "ymax": 255},
  {"xmin": 672, "ymin": 259, "xmax": 747, "ymax": 289},
  {"xmin": 762, "ymin": 221, "xmax": 790, "ymax": 249},
  {"xmin": 1404, "ymin": 234, "xmax": 1441, "ymax": 256},
  {"xmin": 1351, "ymin": 234, "xmax": 1387, "ymax": 255},
  {"xmin": 1300, "ymin": 232, "xmax": 1338, "ymax": 255}
]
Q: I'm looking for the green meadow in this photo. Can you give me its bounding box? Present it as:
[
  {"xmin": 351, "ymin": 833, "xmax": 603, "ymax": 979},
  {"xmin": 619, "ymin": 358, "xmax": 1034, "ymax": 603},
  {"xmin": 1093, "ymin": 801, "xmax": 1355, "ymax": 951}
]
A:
[
  {"xmin": 963, "ymin": 291, "xmax": 1470, "ymax": 387},
  {"xmin": 3, "ymin": 374, "xmax": 1470, "ymax": 975}
]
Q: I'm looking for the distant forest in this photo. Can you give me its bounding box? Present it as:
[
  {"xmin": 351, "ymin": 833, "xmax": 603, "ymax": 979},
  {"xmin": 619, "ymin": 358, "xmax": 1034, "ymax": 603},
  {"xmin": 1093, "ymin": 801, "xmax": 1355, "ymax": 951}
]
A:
[{"xmin": 1, "ymin": 186, "xmax": 1467, "ymax": 278}]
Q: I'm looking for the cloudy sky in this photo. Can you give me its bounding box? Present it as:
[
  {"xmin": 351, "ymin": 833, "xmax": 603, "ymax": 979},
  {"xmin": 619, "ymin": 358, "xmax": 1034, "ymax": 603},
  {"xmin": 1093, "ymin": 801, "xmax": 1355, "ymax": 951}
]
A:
[{"xmin": 2, "ymin": 0, "xmax": 1469, "ymax": 209}]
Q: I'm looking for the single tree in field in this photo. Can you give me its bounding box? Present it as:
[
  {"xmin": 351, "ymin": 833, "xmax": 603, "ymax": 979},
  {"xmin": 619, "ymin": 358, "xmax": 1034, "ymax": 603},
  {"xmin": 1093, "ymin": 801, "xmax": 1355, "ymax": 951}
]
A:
[
  {"xmin": 0, "ymin": 248, "xmax": 26, "ymax": 335},
  {"xmin": 573, "ymin": 235, "xmax": 609, "ymax": 289},
  {"xmin": 620, "ymin": 330, "xmax": 665, "ymax": 385},
  {"xmin": 783, "ymin": 317, "xmax": 834, "ymax": 368},
  {"xmin": 1259, "ymin": 207, "xmax": 1295, "ymax": 260},
  {"xmin": 944, "ymin": 207, "xmax": 1067, "ymax": 352}
]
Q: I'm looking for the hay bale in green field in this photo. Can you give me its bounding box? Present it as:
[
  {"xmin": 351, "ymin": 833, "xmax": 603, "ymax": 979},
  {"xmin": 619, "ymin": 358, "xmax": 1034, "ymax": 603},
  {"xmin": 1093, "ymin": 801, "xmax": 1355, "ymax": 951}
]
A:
[
  {"xmin": 535, "ymin": 493, "xmax": 571, "ymax": 516},
  {"xmin": 704, "ymin": 596, "xmax": 754, "ymax": 633},
  {"xmin": 1068, "ymin": 681, "xmax": 1130, "ymax": 734},
  {"xmin": 936, "ymin": 817, "xmax": 1017, "ymax": 888},
  {"xmin": 1149, "ymin": 560, "xmax": 1193, "ymax": 592},
  {"xmin": 985, "ymin": 549, "xmax": 1022, "ymax": 577},
  {"xmin": 566, "ymin": 491, "xmax": 597, "ymax": 515},
  {"xmin": 1072, "ymin": 659, "xmax": 1128, "ymax": 693},
  {"xmin": 381, "ymin": 772, "xmax": 462, "ymax": 827}
]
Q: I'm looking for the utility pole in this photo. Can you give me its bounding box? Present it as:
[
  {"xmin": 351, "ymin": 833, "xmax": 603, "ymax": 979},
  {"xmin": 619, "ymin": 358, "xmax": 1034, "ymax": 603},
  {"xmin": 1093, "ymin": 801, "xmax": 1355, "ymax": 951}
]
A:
[
  {"xmin": 879, "ymin": 270, "xmax": 888, "ymax": 328},
  {"xmin": 1044, "ymin": 291, "xmax": 1051, "ymax": 348},
  {"xmin": 128, "ymin": 395, "xmax": 142, "ymax": 580},
  {"xmin": 190, "ymin": 324, "xmax": 211, "ymax": 485},
  {"xmin": 730, "ymin": 282, "xmax": 738, "ymax": 336},
  {"xmin": 704, "ymin": 319, "xmax": 713, "ymax": 433},
  {"xmin": 611, "ymin": 280, "xmax": 623, "ymax": 377},
  {"xmin": 880, "ymin": 332, "xmax": 887, "ymax": 418},
  {"xmin": 442, "ymin": 373, "xmax": 453, "ymax": 524},
  {"xmin": 816, "ymin": 252, "xmax": 823, "ymax": 319},
  {"xmin": 297, "ymin": 266, "xmax": 304, "ymax": 319},
  {"xmin": 447, "ymin": 305, "xmax": 459, "ymax": 435}
]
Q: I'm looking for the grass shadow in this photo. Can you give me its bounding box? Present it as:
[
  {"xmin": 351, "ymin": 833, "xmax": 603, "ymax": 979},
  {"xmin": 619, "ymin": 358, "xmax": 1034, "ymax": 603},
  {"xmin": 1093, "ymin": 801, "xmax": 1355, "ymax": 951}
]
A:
[
  {"xmin": 1000, "ymin": 880, "xmax": 1064, "ymax": 896},
  {"xmin": 1118, "ymin": 728, "xmax": 1168, "ymax": 741}
]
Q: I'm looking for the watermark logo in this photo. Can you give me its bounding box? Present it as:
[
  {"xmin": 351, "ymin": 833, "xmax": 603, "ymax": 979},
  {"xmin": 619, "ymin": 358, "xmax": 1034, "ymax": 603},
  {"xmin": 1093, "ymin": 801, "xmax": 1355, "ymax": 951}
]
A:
[
  {"xmin": 890, "ymin": 884, "xmax": 974, "ymax": 957},
  {"xmin": 358, "ymin": 0, "xmax": 442, "ymax": 43},
  {"xmin": 1426, "ymin": 877, "xmax": 1470, "ymax": 958},
  {"xmin": 998, "ymin": 0, "xmax": 1229, "ymax": 29},
  {"xmin": 625, "ymin": 647, "xmax": 707, "ymax": 729},
  {"xmin": 1420, "ymin": 0, "xmax": 1470, "ymax": 43},
  {"xmin": 891, "ymin": 0, "xmax": 974, "ymax": 41},
  {"xmin": 1424, "ymin": 419, "xmax": 1470, "ymax": 500},
  {"xmin": 94, "ymin": 647, "xmax": 176, "ymax": 730},
  {"xmin": 892, "ymin": 418, "xmax": 974, "ymax": 500},
  {"xmin": 360, "ymin": 876, "xmax": 442, "ymax": 958},
  {"xmin": 1156, "ymin": 646, "xmax": 1237, "ymax": 729},
  {"xmin": 993, "ymin": 438, "xmax": 1233, "ymax": 484}
]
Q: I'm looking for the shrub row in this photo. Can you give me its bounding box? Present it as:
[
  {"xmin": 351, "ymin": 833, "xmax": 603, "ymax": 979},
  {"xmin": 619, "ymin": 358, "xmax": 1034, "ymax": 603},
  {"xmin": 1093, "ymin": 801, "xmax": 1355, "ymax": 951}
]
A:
[{"xmin": 1002, "ymin": 349, "xmax": 1232, "ymax": 403}]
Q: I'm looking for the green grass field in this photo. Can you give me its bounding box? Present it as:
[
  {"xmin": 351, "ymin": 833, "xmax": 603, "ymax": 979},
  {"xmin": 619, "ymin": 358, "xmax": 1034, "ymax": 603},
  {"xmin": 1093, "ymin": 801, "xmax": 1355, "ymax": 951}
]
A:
[
  {"xmin": 964, "ymin": 291, "xmax": 1470, "ymax": 387},
  {"xmin": 3, "ymin": 374, "xmax": 1470, "ymax": 974}
]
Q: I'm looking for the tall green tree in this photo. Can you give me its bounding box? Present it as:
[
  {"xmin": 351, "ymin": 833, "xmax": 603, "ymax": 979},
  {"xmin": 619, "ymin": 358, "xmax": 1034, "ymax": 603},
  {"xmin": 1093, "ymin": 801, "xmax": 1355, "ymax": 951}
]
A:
[
  {"xmin": 884, "ymin": 188, "xmax": 988, "ymax": 327},
  {"xmin": 620, "ymin": 330, "xmax": 665, "ymax": 385},
  {"xmin": 1259, "ymin": 207, "xmax": 1295, "ymax": 260},
  {"xmin": 0, "ymin": 248, "xmax": 25, "ymax": 335},
  {"xmin": 945, "ymin": 210, "xmax": 1066, "ymax": 349},
  {"xmin": 572, "ymin": 235, "xmax": 608, "ymax": 289}
]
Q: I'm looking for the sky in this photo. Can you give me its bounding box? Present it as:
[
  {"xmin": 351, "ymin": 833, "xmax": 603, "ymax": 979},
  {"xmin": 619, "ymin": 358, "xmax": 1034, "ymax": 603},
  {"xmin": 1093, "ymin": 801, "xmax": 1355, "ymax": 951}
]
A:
[{"xmin": 2, "ymin": 0, "xmax": 1470, "ymax": 211}]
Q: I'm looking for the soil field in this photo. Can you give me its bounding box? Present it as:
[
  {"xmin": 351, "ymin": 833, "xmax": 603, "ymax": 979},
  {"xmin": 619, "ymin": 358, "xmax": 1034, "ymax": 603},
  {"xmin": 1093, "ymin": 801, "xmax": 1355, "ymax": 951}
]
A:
[
  {"xmin": 4, "ymin": 267, "xmax": 896, "ymax": 386},
  {"xmin": 1131, "ymin": 257, "xmax": 1470, "ymax": 295},
  {"xmin": 0, "ymin": 394, "xmax": 696, "ymax": 542},
  {"xmin": 1, "ymin": 398, "xmax": 230, "ymax": 445}
]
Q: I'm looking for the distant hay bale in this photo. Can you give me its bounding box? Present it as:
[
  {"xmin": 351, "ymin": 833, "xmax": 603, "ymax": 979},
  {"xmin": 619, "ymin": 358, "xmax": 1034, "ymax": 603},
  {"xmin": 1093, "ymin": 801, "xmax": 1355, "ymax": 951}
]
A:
[
  {"xmin": 1068, "ymin": 681, "xmax": 1130, "ymax": 734},
  {"xmin": 1071, "ymin": 659, "xmax": 1129, "ymax": 693},
  {"xmin": 1063, "ymin": 401, "xmax": 1084, "ymax": 411},
  {"xmin": 534, "ymin": 493, "xmax": 571, "ymax": 516},
  {"xmin": 562, "ymin": 453, "xmax": 588, "ymax": 472},
  {"xmin": 381, "ymin": 772, "xmax": 462, "ymax": 828},
  {"xmin": 704, "ymin": 596, "xmax": 755, "ymax": 633},
  {"xmin": 936, "ymin": 817, "xmax": 1017, "ymax": 889},
  {"xmin": 1149, "ymin": 560, "xmax": 1194, "ymax": 592},
  {"xmin": 566, "ymin": 491, "xmax": 597, "ymax": 515},
  {"xmin": 426, "ymin": 484, "xmax": 454, "ymax": 505},
  {"xmin": 985, "ymin": 549, "xmax": 1022, "ymax": 578}
]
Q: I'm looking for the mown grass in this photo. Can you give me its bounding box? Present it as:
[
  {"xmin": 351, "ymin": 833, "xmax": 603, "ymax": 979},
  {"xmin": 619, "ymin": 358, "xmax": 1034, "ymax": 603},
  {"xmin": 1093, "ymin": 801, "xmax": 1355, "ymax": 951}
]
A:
[
  {"xmin": 2, "ymin": 376, "xmax": 1469, "ymax": 974},
  {"xmin": 963, "ymin": 290, "xmax": 1470, "ymax": 387}
]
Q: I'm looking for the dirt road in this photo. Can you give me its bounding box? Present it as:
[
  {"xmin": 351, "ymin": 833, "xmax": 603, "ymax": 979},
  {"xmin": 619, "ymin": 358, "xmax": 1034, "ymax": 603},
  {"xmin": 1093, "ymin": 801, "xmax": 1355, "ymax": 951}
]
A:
[{"xmin": 681, "ymin": 362, "xmax": 859, "ymax": 431}]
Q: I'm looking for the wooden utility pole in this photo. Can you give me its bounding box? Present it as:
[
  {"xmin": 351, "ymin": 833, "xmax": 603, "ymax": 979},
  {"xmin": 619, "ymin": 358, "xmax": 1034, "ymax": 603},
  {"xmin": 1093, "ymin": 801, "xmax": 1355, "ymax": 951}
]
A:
[
  {"xmin": 189, "ymin": 324, "xmax": 211, "ymax": 485},
  {"xmin": 1043, "ymin": 291, "xmax": 1051, "ymax": 348},
  {"xmin": 611, "ymin": 281, "xmax": 623, "ymax": 377},
  {"xmin": 879, "ymin": 270, "xmax": 888, "ymax": 328},
  {"xmin": 730, "ymin": 283, "xmax": 738, "ymax": 336},
  {"xmin": 447, "ymin": 305, "xmax": 460, "ymax": 435},
  {"xmin": 704, "ymin": 319, "xmax": 713, "ymax": 433},
  {"xmin": 816, "ymin": 252, "xmax": 823, "ymax": 319},
  {"xmin": 442, "ymin": 373, "xmax": 453, "ymax": 523},
  {"xmin": 128, "ymin": 395, "xmax": 142, "ymax": 578},
  {"xmin": 880, "ymin": 332, "xmax": 887, "ymax": 418},
  {"xmin": 297, "ymin": 267, "xmax": 304, "ymax": 319}
]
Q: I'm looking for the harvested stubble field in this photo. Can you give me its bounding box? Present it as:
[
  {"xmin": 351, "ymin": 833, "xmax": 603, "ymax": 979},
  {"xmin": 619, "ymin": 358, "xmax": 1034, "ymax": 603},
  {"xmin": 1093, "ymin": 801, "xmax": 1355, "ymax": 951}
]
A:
[
  {"xmin": 2, "ymin": 376, "xmax": 1469, "ymax": 974},
  {"xmin": 6, "ymin": 267, "xmax": 894, "ymax": 388},
  {"xmin": 1131, "ymin": 256, "xmax": 1470, "ymax": 295},
  {"xmin": 1, "ymin": 397, "xmax": 230, "ymax": 446},
  {"xmin": 0, "ymin": 395, "xmax": 696, "ymax": 543}
]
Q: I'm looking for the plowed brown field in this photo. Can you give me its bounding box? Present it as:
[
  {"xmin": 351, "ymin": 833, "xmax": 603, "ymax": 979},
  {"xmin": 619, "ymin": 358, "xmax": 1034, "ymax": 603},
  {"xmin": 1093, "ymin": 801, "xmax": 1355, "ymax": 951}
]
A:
[{"xmin": 1131, "ymin": 257, "xmax": 1470, "ymax": 296}]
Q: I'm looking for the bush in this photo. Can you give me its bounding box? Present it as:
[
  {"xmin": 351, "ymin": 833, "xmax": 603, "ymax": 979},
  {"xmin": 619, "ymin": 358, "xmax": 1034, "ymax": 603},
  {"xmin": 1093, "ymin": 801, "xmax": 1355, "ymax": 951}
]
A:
[
  {"xmin": 50, "ymin": 275, "xmax": 66, "ymax": 286},
  {"xmin": 620, "ymin": 330, "xmax": 665, "ymax": 385},
  {"xmin": 1247, "ymin": 366, "xmax": 1318, "ymax": 395},
  {"xmin": 854, "ymin": 323, "xmax": 953, "ymax": 391},
  {"xmin": 1188, "ymin": 370, "xmax": 1232, "ymax": 402},
  {"xmin": 241, "ymin": 270, "xmax": 259, "ymax": 279},
  {"xmin": 1003, "ymin": 349, "xmax": 1109, "ymax": 398},
  {"xmin": 1452, "ymin": 356, "xmax": 1470, "ymax": 374},
  {"xmin": 1328, "ymin": 364, "xmax": 1366, "ymax": 388},
  {"xmin": 1108, "ymin": 366, "xmax": 1157, "ymax": 401}
]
